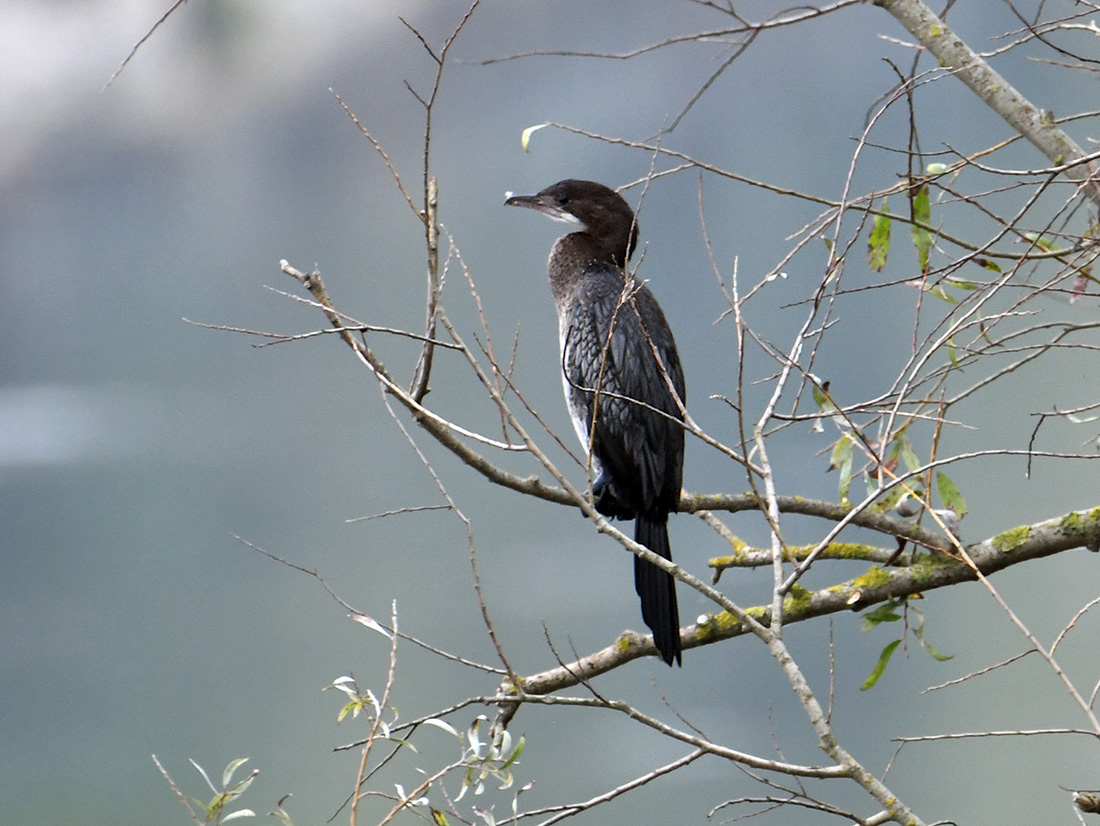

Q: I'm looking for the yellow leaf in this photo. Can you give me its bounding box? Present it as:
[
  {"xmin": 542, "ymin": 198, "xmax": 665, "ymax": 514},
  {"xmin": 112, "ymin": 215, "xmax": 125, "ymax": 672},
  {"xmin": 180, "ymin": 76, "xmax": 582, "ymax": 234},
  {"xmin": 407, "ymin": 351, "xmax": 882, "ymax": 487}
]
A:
[{"xmin": 521, "ymin": 123, "xmax": 549, "ymax": 152}]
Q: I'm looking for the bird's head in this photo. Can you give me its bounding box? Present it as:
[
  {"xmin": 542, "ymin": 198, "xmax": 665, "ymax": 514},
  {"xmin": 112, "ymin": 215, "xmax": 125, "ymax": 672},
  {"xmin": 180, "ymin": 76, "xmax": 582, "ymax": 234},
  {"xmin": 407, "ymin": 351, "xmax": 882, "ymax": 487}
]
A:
[{"xmin": 505, "ymin": 179, "xmax": 639, "ymax": 267}]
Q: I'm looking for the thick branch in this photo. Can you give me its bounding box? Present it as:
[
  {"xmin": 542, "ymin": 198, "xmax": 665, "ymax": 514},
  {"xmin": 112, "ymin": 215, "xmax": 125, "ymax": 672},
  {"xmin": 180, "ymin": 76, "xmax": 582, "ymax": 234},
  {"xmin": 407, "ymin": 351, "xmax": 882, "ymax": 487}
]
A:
[
  {"xmin": 874, "ymin": 0, "xmax": 1100, "ymax": 207},
  {"xmin": 410, "ymin": 177, "xmax": 439, "ymax": 401},
  {"xmin": 685, "ymin": 492, "xmax": 950, "ymax": 553},
  {"xmin": 280, "ymin": 262, "xmax": 562, "ymax": 503},
  {"xmin": 498, "ymin": 506, "xmax": 1100, "ymax": 699}
]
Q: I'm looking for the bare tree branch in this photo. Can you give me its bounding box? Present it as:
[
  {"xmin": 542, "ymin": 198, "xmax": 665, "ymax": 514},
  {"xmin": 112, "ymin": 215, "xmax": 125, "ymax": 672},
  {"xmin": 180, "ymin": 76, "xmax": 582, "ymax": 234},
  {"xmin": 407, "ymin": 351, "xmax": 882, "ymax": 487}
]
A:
[{"xmin": 874, "ymin": 0, "xmax": 1100, "ymax": 206}]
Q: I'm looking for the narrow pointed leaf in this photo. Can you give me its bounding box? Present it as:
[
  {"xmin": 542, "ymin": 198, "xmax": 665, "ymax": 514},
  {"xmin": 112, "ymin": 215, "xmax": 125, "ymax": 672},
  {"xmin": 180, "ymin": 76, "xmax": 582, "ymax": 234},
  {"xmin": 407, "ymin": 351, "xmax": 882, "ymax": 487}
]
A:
[
  {"xmin": 495, "ymin": 729, "xmax": 512, "ymax": 761},
  {"xmin": 498, "ymin": 735, "xmax": 525, "ymax": 770},
  {"xmin": 829, "ymin": 433, "xmax": 854, "ymax": 504},
  {"xmin": 897, "ymin": 432, "xmax": 921, "ymax": 473},
  {"xmin": 935, "ymin": 471, "xmax": 968, "ymax": 519},
  {"xmin": 222, "ymin": 758, "xmax": 250, "ymax": 788},
  {"xmin": 868, "ymin": 200, "xmax": 891, "ymax": 272},
  {"xmin": 910, "ymin": 184, "xmax": 932, "ymax": 274},
  {"xmin": 1070, "ymin": 262, "xmax": 1095, "ymax": 303},
  {"xmin": 468, "ymin": 717, "xmax": 486, "ymax": 757},
  {"xmin": 422, "ymin": 717, "xmax": 460, "ymax": 738},
  {"xmin": 521, "ymin": 123, "xmax": 549, "ymax": 152},
  {"xmin": 1023, "ymin": 232, "xmax": 1058, "ymax": 253},
  {"xmin": 269, "ymin": 794, "xmax": 295, "ymax": 826},
  {"xmin": 925, "ymin": 284, "xmax": 956, "ymax": 303},
  {"xmin": 189, "ymin": 759, "xmax": 217, "ymax": 794},
  {"xmin": 351, "ymin": 613, "xmax": 393, "ymax": 638},
  {"xmin": 913, "ymin": 626, "xmax": 953, "ymax": 661},
  {"xmin": 861, "ymin": 601, "xmax": 902, "ymax": 630},
  {"xmin": 870, "ymin": 483, "xmax": 907, "ymax": 514},
  {"xmin": 861, "ymin": 639, "xmax": 902, "ymax": 690}
]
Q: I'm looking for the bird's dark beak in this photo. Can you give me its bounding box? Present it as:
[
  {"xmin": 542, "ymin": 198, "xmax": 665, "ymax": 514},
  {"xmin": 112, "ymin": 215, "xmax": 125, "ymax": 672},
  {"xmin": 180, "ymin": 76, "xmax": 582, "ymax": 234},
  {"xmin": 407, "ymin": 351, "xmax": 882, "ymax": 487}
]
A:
[
  {"xmin": 504, "ymin": 192, "xmax": 541, "ymax": 209},
  {"xmin": 505, "ymin": 192, "xmax": 580, "ymax": 226}
]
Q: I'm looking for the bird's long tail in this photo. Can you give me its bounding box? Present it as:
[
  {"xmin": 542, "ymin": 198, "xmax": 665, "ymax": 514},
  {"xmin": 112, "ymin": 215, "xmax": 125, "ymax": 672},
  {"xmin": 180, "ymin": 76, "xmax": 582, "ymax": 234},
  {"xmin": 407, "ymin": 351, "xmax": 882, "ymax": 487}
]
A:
[{"xmin": 634, "ymin": 513, "xmax": 682, "ymax": 666}]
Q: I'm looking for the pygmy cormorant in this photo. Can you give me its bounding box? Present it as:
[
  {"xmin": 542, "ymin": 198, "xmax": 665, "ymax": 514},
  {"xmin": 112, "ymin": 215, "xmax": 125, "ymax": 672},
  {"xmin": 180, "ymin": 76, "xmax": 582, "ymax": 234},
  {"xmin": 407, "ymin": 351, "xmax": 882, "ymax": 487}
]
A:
[{"xmin": 505, "ymin": 179, "xmax": 686, "ymax": 666}]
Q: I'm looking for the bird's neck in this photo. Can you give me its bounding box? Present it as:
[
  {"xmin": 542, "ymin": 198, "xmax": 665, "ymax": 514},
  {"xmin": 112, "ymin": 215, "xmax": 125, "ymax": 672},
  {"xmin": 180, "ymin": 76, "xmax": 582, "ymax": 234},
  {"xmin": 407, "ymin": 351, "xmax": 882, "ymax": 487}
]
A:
[{"xmin": 547, "ymin": 232, "xmax": 627, "ymax": 300}]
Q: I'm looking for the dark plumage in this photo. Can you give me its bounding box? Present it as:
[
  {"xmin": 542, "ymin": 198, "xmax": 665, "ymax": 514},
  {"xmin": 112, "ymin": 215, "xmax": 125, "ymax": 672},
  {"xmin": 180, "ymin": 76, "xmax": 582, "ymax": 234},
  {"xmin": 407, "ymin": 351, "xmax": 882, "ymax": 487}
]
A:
[{"xmin": 505, "ymin": 179, "xmax": 686, "ymax": 666}]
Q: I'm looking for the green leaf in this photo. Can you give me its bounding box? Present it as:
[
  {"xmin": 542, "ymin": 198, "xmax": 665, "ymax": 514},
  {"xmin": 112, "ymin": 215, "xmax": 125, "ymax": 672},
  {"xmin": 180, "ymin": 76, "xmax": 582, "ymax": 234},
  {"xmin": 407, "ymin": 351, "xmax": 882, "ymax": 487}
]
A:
[
  {"xmin": 896, "ymin": 432, "xmax": 922, "ymax": 473},
  {"xmin": 498, "ymin": 734, "xmax": 526, "ymax": 770},
  {"xmin": 861, "ymin": 639, "xmax": 902, "ymax": 690},
  {"xmin": 269, "ymin": 794, "xmax": 296, "ymax": 826},
  {"xmin": 935, "ymin": 471, "xmax": 968, "ymax": 520},
  {"xmin": 913, "ymin": 625, "xmax": 953, "ymax": 661},
  {"xmin": 222, "ymin": 758, "xmax": 250, "ymax": 789},
  {"xmin": 206, "ymin": 791, "xmax": 230, "ymax": 819},
  {"xmin": 925, "ymin": 284, "xmax": 957, "ymax": 303},
  {"xmin": 974, "ymin": 257, "xmax": 1001, "ymax": 272},
  {"xmin": 1023, "ymin": 232, "xmax": 1058, "ymax": 253},
  {"xmin": 910, "ymin": 184, "xmax": 932, "ymax": 274},
  {"xmin": 861, "ymin": 601, "xmax": 902, "ymax": 630},
  {"xmin": 810, "ymin": 380, "xmax": 840, "ymax": 433},
  {"xmin": 337, "ymin": 700, "xmax": 361, "ymax": 722},
  {"xmin": 870, "ymin": 483, "xmax": 907, "ymax": 514},
  {"xmin": 868, "ymin": 200, "xmax": 891, "ymax": 272},
  {"xmin": 227, "ymin": 769, "xmax": 256, "ymax": 798},
  {"xmin": 829, "ymin": 433, "xmax": 855, "ymax": 504}
]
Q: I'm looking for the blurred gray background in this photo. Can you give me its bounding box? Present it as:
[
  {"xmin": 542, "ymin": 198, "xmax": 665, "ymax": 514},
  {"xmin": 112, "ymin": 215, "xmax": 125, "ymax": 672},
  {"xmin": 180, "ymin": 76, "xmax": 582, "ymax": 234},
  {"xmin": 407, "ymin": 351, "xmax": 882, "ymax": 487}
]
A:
[{"xmin": 3, "ymin": 1, "xmax": 1099, "ymax": 824}]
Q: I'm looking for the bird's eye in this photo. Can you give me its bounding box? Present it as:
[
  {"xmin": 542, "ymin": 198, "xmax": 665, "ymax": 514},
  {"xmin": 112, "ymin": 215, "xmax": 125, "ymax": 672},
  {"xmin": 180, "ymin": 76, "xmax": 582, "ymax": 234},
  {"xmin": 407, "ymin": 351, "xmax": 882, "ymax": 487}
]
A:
[{"xmin": 557, "ymin": 195, "xmax": 569, "ymax": 205}]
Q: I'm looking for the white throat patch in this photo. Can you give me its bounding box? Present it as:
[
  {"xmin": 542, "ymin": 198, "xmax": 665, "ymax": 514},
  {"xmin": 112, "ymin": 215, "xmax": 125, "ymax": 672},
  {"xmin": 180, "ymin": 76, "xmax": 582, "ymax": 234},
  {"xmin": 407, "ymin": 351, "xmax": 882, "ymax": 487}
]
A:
[{"xmin": 549, "ymin": 211, "xmax": 584, "ymax": 228}]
